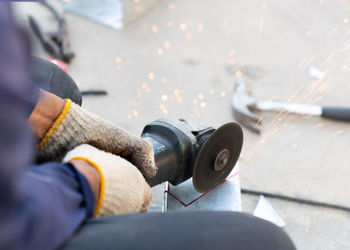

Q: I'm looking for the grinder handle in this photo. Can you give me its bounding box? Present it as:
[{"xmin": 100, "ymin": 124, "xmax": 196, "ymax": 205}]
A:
[
  {"xmin": 321, "ymin": 107, "xmax": 350, "ymax": 121},
  {"xmin": 143, "ymin": 137, "xmax": 178, "ymax": 187}
]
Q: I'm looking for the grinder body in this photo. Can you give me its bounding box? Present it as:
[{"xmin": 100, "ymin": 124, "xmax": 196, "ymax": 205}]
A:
[
  {"xmin": 141, "ymin": 118, "xmax": 243, "ymax": 193},
  {"xmin": 142, "ymin": 118, "xmax": 214, "ymax": 187}
]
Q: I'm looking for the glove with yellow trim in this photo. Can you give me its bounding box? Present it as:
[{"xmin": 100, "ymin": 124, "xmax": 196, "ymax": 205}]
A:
[
  {"xmin": 38, "ymin": 99, "xmax": 157, "ymax": 178},
  {"xmin": 64, "ymin": 144, "xmax": 153, "ymax": 217}
]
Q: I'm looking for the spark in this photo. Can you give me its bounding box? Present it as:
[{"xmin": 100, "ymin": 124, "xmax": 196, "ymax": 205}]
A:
[
  {"xmin": 298, "ymin": 57, "xmax": 308, "ymax": 68},
  {"xmin": 315, "ymin": 121, "xmax": 330, "ymax": 128},
  {"xmin": 133, "ymin": 0, "xmax": 140, "ymax": 3},
  {"xmin": 161, "ymin": 94, "xmax": 168, "ymax": 101},
  {"xmin": 200, "ymin": 102, "xmax": 206, "ymax": 108},
  {"xmin": 197, "ymin": 22, "xmax": 203, "ymax": 31},
  {"xmin": 328, "ymin": 129, "xmax": 344, "ymax": 137},
  {"xmin": 258, "ymin": 18, "xmax": 264, "ymax": 47},
  {"xmin": 328, "ymin": 24, "xmax": 340, "ymax": 39},
  {"xmin": 180, "ymin": 23, "xmax": 187, "ymax": 30},
  {"xmin": 133, "ymin": 110, "xmax": 139, "ymax": 117},
  {"xmin": 255, "ymin": 115, "xmax": 263, "ymax": 127},
  {"xmin": 161, "ymin": 78, "xmax": 168, "ymax": 83},
  {"xmin": 287, "ymin": 86, "xmax": 304, "ymax": 101},
  {"xmin": 303, "ymin": 80, "xmax": 321, "ymax": 100},
  {"xmin": 261, "ymin": 3, "xmax": 267, "ymax": 9},
  {"xmin": 193, "ymin": 99, "xmax": 198, "ymax": 105},
  {"xmin": 220, "ymin": 20, "xmax": 227, "ymax": 31},
  {"xmin": 340, "ymin": 65, "xmax": 348, "ymax": 72},
  {"xmin": 151, "ymin": 25, "xmax": 158, "ymax": 33},
  {"xmin": 227, "ymin": 59, "xmax": 235, "ymax": 65},
  {"xmin": 115, "ymin": 57, "xmax": 122, "ymax": 63},
  {"xmin": 322, "ymin": 52, "xmax": 335, "ymax": 65},
  {"xmin": 305, "ymin": 30, "xmax": 312, "ymax": 37},
  {"xmin": 319, "ymin": 0, "xmax": 325, "ymax": 4},
  {"xmin": 235, "ymin": 70, "xmax": 243, "ymax": 77},
  {"xmin": 198, "ymin": 93, "xmax": 204, "ymax": 100},
  {"xmin": 209, "ymin": 89, "xmax": 215, "ymax": 95},
  {"xmin": 284, "ymin": 114, "xmax": 298, "ymax": 125},
  {"xmin": 148, "ymin": 72, "xmax": 155, "ymax": 80},
  {"xmin": 176, "ymin": 96, "xmax": 183, "ymax": 103},
  {"xmin": 174, "ymin": 89, "xmax": 180, "ymax": 96},
  {"xmin": 302, "ymin": 56, "xmax": 315, "ymax": 70},
  {"xmin": 168, "ymin": 4, "xmax": 175, "ymax": 11},
  {"xmin": 344, "ymin": 18, "xmax": 348, "ymax": 23},
  {"xmin": 186, "ymin": 32, "xmax": 193, "ymax": 40},
  {"xmin": 142, "ymin": 82, "xmax": 151, "ymax": 92},
  {"xmin": 164, "ymin": 41, "xmax": 171, "ymax": 49},
  {"xmin": 220, "ymin": 91, "xmax": 226, "ymax": 97},
  {"xmin": 159, "ymin": 104, "xmax": 168, "ymax": 114},
  {"xmin": 167, "ymin": 21, "xmax": 174, "ymax": 27},
  {"xmin": 157, "ymin": 48, "xmax": 164, "ymax": 55},
  {"xmin": 341, "ymin": 42, "xmax": 350, "ymax": 53}
]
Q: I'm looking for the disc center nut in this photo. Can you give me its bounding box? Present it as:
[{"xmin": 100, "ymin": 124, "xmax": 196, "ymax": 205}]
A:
[{"xmin": 214, "ymin": 149, "xmax": 230, "ymax": 171}]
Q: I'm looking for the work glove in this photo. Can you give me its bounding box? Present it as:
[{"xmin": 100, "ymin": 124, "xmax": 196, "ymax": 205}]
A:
[
  {"xmin": 64, "ymin": 144, "xmax": 153, "ymax": 217},
  {"xmin": 38, "ymin": 99, "xmax": 157, "ymax": 178}
]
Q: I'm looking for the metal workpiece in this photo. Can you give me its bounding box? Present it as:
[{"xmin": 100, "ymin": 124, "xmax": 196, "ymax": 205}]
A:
[{"xmin": 167, "ymin": 167, "xmax": 242, "ymax": 212}]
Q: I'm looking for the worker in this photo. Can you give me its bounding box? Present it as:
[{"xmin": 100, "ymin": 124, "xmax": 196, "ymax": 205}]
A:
[{"xmin": 0, "ymin": 2, "xmax": 295, "ymax": 250}]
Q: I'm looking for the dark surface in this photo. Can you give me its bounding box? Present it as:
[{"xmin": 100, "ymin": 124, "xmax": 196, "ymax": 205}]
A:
[
  {"xmin": 63, "ymin": 211, "xmax": 295, "ymax": 250},
  {"xmin": 321, "ymin": 106, "xmax": 350, "ymax": 121},
  {"xmin": 31, "ymin": 56, "xmax": 82, "ymax": 105}
]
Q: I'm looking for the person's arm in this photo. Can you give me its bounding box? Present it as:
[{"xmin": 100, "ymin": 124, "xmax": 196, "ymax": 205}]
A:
[
  {"xmin": 27, "ymin": 89, "xmax": 102, "ymax": 202},
  {"xmin": 0, "ymin": 4, "xmax": 99, "ymax": 249},
  {"xmin": 27, "ymin": 89, "xmax": 66, "ymax": 141},
  {"xmin": 70, "ymin": 159, "xmax": 101, "ymax": 202}
]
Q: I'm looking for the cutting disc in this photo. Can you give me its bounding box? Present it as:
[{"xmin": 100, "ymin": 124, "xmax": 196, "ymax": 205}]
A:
[{"xmin": 192, "ymin": 122, "xmax": 243, "ymax": 193}]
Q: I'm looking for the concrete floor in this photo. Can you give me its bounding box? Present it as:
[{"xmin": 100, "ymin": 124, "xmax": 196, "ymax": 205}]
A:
[{"xmin": 15, "ymin": 0, "xmax": 350, "ymax": 249}]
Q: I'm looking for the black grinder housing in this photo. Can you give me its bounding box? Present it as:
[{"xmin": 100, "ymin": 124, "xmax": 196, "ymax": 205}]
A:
[{"xmin": 142, "ymin": 118, "xmax": 243, "ymax": 193}]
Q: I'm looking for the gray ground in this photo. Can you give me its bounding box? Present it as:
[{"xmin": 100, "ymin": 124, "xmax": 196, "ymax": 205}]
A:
[{"xmin": 14, "ymin": 0, "xmax": 350, "ymax": 249}]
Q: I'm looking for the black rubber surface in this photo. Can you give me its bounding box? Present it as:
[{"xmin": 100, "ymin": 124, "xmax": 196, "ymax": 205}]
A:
[
  {"xmin": 30, "ymin": 56, "xmax": 82, "ymax": 106},
  {"xmin": 321, "ymin": 106, "xmax": 350, "ymax": 121},
  {"xmin": 63, "ymin": 211, "xmax": 295, "ymax": 250}
]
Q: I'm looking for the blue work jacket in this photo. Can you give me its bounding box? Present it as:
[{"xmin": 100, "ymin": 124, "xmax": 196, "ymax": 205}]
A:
[{"xmin": 0, "ymin": 3, "xmax": 95, "ymax": 250}]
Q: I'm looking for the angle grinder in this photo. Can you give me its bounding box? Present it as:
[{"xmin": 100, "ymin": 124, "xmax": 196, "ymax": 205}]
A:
[
  {"xmin": 29, "ymin": 58, "xmax": 243, "ymax": 190},
  {"xmin": 141, "ymin": 118, "xmax": 243, "ymax": 193}
]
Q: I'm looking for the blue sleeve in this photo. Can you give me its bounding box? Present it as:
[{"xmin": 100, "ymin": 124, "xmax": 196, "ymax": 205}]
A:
[
  {"xmin": 2, "ymin": 162, "xmax": 95, "ymax": 250},
  {"xmin": 0, "ymin": 3, "xmax": 95, "ymax": 250}
]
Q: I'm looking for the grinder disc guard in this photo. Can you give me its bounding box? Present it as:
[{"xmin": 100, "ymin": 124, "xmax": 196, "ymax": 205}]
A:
[{"xmin": 192, "ymin": 123, "xmax": 243, "ymax": 193}]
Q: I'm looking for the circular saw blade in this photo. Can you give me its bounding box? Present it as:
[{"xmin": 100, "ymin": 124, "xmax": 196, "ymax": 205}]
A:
[{"xmin": 192, "ymin": 122, "xmax": 243, "ymax": 193}]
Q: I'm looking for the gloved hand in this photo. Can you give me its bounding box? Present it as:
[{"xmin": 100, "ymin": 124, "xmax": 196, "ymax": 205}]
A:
[
  {"xmin": 64, "ymin": 144, "xmax": 153, "ymax": 217},
  {"xmin": 38, "ymin": 99, "xmax": 157, "ymax": 178}
]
